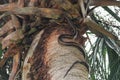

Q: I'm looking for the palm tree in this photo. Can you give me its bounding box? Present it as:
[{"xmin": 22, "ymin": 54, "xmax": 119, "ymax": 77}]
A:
[{"xmin": 0, "ymin": 0, "xmax": 120, "ymax": 80}]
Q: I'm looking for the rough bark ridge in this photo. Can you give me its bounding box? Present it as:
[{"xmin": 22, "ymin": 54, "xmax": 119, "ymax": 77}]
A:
[{"xmin": 28, "ymin": 24, "xmax": 88, "ymax": 80}]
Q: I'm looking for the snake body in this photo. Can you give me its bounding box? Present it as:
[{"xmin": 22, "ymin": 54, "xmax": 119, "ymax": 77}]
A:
[
  {"xmin": 58, "ymin": 16, "xmax": 86, "ymax": 58},
  {"xmin": 58, "ymin": 15, "xmax": 89, "ymax": 77}
]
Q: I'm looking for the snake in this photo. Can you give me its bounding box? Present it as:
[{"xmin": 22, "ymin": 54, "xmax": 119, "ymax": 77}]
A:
[
  {"xmin": 58, "ymin": 15, "xmax": 89, "ymax": 77},
  {"xmin": 58, "ymin": 15, "xmax": 86, "ymax": 58}
]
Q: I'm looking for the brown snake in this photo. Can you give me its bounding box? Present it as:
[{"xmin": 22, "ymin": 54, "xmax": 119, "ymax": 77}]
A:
[
  {"xmin": 58, "ymin": 15, "xmax": 86, "ymax": 58},
  {"xmin": 58, "ymin": 15, "xmax": 89, "ymax": 77}
]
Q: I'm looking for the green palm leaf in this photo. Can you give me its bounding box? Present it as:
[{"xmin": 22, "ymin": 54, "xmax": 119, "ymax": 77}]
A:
[{"xmin": 88, "ymin": 6, "xmax": 120, "ymax": 80}]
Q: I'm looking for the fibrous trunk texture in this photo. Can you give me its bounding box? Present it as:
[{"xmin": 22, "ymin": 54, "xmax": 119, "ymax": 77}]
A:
[{"xmin": 22, "ymin": 24, "xmax": 89, "ymax": 80}]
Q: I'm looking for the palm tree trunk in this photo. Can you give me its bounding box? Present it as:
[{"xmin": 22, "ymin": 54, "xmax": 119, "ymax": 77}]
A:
[{"xmin": 22, "ymin": 24, "xmax": 89, "ymax": 80}]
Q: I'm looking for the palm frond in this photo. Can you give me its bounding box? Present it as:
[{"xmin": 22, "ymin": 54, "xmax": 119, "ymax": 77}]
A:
[
  {"xmin": 102, "ymin": 6, "xmax": 120, "ymax": 23},
  {"xmin": 87, "ymin": 7, "xmax": 120, "ymax": 80},
  {"xmin": 107, "ymin": 46, "xmax": 120, "ymax": 80}
]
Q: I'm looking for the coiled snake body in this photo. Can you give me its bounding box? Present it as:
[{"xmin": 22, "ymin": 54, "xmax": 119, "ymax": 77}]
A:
[
  {"xmin": 58, "ymin": 16, "xmax": 86, "ymax": 58},
  {"xmin": 58, "ymin": 16, "xmax": 89, "ymax": 77}
]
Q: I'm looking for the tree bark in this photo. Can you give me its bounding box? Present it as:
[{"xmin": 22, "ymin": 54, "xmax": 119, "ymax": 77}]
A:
[{"xmin": 22, "ymin": 24, "xmax": 89, "ymax": 80}]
